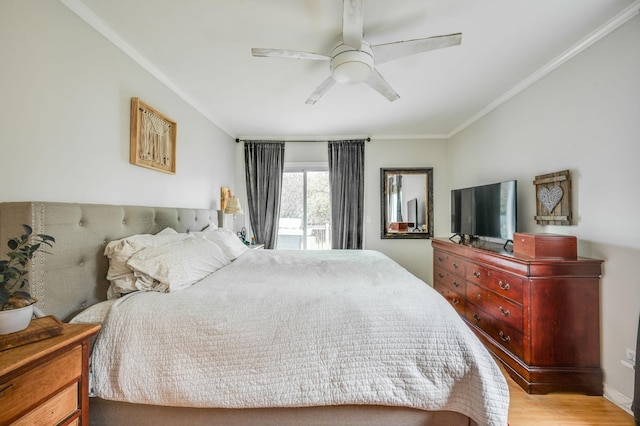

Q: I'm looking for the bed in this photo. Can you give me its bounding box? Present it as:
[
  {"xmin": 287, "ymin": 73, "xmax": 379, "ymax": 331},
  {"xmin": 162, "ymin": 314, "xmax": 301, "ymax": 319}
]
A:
[{"xmin": 0, "ymin": 202, "xmax": 509, "ymax": 426}]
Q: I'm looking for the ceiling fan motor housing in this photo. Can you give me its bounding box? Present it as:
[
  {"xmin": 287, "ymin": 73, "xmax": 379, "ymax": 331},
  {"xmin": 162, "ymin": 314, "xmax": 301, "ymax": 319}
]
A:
[{"xmin": 330, "ymin": 42, "xmax": 374, "ymax": 84}]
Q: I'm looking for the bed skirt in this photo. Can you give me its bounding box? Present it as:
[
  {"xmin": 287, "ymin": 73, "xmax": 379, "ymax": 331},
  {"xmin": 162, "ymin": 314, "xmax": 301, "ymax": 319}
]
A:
[{"xmin": 90, "ymin": 399, "xmax": 478, "ymax": 426}]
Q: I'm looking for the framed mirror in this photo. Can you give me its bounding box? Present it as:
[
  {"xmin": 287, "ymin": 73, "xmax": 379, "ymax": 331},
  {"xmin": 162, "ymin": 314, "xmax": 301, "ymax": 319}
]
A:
[{"xmin": 380, "ymin": 167, "xmax": 433, "ymax": 239}]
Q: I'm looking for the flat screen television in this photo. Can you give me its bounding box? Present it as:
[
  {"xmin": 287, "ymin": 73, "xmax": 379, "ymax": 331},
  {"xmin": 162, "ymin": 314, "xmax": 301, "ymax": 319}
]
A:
[{"xmin": 451, "ymin": 180, "xmax": 517, "ymax": 241}]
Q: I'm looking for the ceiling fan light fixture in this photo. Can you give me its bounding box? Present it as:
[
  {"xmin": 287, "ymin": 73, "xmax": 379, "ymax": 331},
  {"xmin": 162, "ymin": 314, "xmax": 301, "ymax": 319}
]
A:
[
  {"xmin": 330, "ymin": 43, "xmax": 374, "ymax": 84},
  {"xmin": 252, "ymin": 0, "xmax": 462, "ymax": 104},
  {"xmin": 332, "ymin": 60, "xmax": 372, "ymax": 84}
]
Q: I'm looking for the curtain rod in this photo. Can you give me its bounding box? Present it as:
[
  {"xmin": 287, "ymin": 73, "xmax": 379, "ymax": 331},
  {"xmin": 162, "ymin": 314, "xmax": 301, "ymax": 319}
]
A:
[{"xmin": 235, "ymin": 138, "xmax": 371, "ymax": 143}]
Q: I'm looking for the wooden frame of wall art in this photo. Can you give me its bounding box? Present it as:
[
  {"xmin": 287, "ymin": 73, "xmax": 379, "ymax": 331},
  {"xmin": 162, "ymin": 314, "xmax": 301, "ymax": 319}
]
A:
[
  {"xmin": 533, "ymin": 169, "xmax": 572, "ymax": 225},
  {"xmin": 130, "ymin": 97, "xmax": 177, "ymax": 174}
]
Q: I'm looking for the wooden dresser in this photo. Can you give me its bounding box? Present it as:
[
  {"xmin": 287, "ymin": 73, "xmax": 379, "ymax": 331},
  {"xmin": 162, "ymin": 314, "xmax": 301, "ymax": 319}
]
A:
[
  {"xmin": 0, "ymin": 323, "xmax": 100, "ymax": 425},
  {"xmin": 432, "ymin": 238, "xmax": 603, "ymax": 395}
]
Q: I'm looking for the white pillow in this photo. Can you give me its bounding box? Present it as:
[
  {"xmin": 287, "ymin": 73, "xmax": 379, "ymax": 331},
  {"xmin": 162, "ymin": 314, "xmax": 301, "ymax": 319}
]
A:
[
  {"xmin": 69, "ymin": 300, "xmax": 117, "ymax": 325},
  {"xmin": 199, "ymin": 228, "xmax": 249, "ymax": 260},
  {"xmin": 126, "ymin": 237, "xmax": 230, "ymax": 293},
  {"xmin": 104, "ymin": 228, "xmax": 192, "ymax": 297}
]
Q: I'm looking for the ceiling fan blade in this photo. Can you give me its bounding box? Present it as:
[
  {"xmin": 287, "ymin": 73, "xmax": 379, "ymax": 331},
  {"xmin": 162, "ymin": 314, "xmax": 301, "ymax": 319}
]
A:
[
  {"xmin": 342, "ymin": 0, "xmax": 364, "ymax": 49},
  {"xmin": 251, "ymin": 48, "xmax": 329, "ymax": 61},
  {"xmin": 305, "ymin": 76, "xmax": 337, "ymax": 105},
  {"xmin": 365, "ymin": 69, "xmax": 400, "ymax": 102},
  {"xmin": 371, "ymin": 33, "xmax": 462, "ymax": 65}
]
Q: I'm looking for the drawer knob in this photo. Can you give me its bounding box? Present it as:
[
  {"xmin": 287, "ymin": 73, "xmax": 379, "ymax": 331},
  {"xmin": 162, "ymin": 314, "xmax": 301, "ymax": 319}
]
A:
[
  {"xmin": 438, "ymin": 256, "xmax": 444, "ymax": 262},
  {"xmin": 473, "ymin": 313, "xmax": 481, "ymax": 323},
  {"xmin": 453, "ymin": 281, "xmax": 460, "ymax": 287},
  {"xmin": 452, "ymin": 298, "xmax": 460, "ymax": 305},
  {"xmin": 453, "ymin": 262, "xmax": 459, "ymax": 269},
  {"xmin": 0, "ymin": 383, "xmax": 13, "ymax": 397},
  {"xmin": 498, "ymin": 306, "xmax": 510, "ymax": 316},
  {"xmin": 498, "ymin": 331, "xmax": 511, "ymax": 343},
  {"xmin": 477, "ymin": 293, "xmax": 482, "ymax": 300},
  {"xmin": 498, "ymin": 280, "xmax": 511, "ymax": 291},
  {"xmin": 438, "ymin": 273, "xmax": 444, "ymax": 279},
  {"xmin": 473, "ymin": 271, "xmax": 481, "ymax": 278}
]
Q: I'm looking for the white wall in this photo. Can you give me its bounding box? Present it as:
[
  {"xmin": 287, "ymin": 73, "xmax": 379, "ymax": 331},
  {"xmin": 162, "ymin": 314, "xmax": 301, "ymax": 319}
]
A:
[
  {"xmin": 365, "ymin": 139, "xmax": 449, "ymax": 283},
  {"xmin": 283, "ymin": 141, "xmax": 329, "ymax": 164},
  {"xmin": 449, "ymin": 15, "xmax": 640, "ymax": 403},
  {"xmin": 0, "ymin": 0, "xmax": 235, "ymax": 209}
]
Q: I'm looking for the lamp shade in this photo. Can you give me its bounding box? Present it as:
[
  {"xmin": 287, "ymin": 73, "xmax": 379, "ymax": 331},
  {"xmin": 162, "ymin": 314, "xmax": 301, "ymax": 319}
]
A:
[{"xmin": 224, "ymin": 196, "xmax": 243, "ymax": 215}]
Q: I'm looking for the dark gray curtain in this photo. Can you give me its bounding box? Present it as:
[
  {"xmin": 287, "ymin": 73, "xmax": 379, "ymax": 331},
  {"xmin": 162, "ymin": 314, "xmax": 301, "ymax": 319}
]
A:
[
  {"xmin": 396, "ymin": 175, "xmax": 403, "ymax": 221},
  {"xmin": 328, "ymin": 140, "xmax": 365, "ymax": 249},
  {"xmin": 633, "ymin": 313, "xmax": 639, "ymax": 425},
  {"xmin": 244, "ymin": 141, "xmax": 285, "ymax": 249}
]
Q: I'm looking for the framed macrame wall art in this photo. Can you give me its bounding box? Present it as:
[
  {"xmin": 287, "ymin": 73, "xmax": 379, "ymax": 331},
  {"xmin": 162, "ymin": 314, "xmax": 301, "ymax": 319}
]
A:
[
  {"xmin": 533, "ymin": 169, "xmax": 572, "ymax": 225},
  {"xmin": 130, "ymin": 97, "xmax": 177, "ymax": 174}
]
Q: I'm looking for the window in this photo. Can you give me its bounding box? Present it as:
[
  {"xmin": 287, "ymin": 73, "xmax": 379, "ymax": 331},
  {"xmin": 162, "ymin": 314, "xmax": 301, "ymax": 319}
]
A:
[{"xmin": 277, "ymin": 165, "xmax": 331, "ymax": 250}]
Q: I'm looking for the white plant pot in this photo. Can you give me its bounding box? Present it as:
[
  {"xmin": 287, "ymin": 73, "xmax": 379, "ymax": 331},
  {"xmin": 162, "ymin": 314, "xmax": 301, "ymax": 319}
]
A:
[{"xmin": 0, "ymin": 304, "xmax": 34, "ymax": 335}]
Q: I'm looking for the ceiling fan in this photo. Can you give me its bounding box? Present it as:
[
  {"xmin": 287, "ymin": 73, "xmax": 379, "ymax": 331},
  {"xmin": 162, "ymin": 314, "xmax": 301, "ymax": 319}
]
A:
[{"xmin": 251, "ymin": 0, "xmax": 462, "ymax": 104}]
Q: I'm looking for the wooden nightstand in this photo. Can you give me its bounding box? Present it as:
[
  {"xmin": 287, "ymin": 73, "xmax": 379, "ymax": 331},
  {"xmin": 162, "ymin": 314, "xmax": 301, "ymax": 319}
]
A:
[
  {"xmin": 0, "ymin": 323, "xmax": 100, "ymax": 425},
  {"xmin": 248, "ymin": 244, "xmax": 265, "ymax": 250}
]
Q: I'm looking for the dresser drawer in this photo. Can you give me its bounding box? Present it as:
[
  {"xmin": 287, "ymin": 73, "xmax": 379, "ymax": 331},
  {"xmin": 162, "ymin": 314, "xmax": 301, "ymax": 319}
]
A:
[
  {"xmin": 465, "ymin": 303, "xmax": 525, "ymax": 360},
  {"xmin": 466, "ymin": 263, "xmax": 524, "ymax": 303},
  {"xmin": 13, "ymin": 382, "xmax": 78, "ymax": 426},
  {"xmin": 0, "ymin": 345, "xmax": 81, "ymax": 423},
  {"xmin": 434, "ymin": 265, "xmax": 466, "ymax": 295},
  {"xmin": 466, "ymin": 282, "xmax": 523, "ymax": 331},
  {"xmin": 434, "ymin": 250, "xmax": 467, "ymax": 276},
  {"xmin": 434, "ymin": 281, "xmax": 466, "ymax": 315}
]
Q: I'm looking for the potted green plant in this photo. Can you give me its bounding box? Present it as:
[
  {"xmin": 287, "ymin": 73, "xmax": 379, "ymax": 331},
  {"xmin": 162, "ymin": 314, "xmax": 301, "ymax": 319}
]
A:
[{"xmin": 0, "ymin": 224, "xmax": 55, "ymax": 334}]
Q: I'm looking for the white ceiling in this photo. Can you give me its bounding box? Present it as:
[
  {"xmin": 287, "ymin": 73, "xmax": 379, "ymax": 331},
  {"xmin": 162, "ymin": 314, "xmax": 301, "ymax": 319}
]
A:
[{"xmin": 64, "ymin": 0, "xmax": 638, "ymax": 140}]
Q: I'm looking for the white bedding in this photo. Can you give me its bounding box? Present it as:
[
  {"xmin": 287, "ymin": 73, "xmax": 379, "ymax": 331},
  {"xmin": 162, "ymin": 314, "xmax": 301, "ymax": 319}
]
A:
[{"xmin": 91, "ymin": 249, "xmax": 509, "ymax": 426}]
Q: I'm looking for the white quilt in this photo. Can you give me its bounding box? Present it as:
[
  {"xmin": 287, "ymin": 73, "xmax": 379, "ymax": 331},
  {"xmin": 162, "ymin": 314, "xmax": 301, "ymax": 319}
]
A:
[{"xmin": 91, "ymin": 250, "xmax": 509, "ymax": 426}]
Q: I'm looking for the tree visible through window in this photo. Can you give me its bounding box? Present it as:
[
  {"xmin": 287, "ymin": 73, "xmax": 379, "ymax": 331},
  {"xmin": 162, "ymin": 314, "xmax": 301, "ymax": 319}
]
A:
[{"xmin": 277, "ymin": 168, "xmax": 331, "ymax": 250}]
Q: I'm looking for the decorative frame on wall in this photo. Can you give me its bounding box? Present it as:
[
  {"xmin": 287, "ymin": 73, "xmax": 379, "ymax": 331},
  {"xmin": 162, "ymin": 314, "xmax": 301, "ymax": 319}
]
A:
[
  {"xmin": 534, "ymin": 169, "xmax": 572, "ymax": 225},
  {"xmin": 130, "ymin": 97, "xmax": 177, "ymax": 174},
  {"xmin": 380, "ymin": 167, "xmax": 434, "ymax": 239}
]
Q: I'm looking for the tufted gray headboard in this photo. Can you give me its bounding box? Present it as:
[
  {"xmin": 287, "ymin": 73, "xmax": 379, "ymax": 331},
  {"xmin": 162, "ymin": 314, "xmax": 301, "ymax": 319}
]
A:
[{"xmin": 0, "ymin": 202, "xmax": 217, "ymax": 321}]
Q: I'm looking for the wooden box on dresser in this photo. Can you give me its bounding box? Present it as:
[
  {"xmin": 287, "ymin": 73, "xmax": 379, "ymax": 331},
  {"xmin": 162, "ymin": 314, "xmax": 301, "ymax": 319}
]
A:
[
  {"xmin": 0, "ymin": 323, "xmax": 100, "ymax": 425},
  {"xmin": 432, "ymin": 238, "xmax": 603, "ymax": 395}
]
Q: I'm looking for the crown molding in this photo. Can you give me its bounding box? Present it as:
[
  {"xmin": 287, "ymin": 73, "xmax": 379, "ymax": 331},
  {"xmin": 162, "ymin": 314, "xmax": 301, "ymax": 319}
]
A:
[
  {"xmin": 448, "ymin": 0, "xmax": 640, "ymax": 139},
  {"xmin": 372, "ymin": 134, "xmax": 449, "ymax": 141},
  {"xmin": 60, "ymin": 0, "xmax": 233, "ymax": 136},
  {"xmin": 61, "ymin": 0, "xmax": 639, "ymax": 142}
]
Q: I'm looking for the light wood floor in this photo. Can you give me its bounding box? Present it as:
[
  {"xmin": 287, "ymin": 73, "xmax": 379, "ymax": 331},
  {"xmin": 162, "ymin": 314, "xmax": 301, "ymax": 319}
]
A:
[{"xmin": 505, "ymin": 368, "xmax": 635, "ymax": 425}]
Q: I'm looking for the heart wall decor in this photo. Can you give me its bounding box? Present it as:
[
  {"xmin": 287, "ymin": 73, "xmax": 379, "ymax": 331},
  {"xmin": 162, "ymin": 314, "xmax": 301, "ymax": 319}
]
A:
[
  {"xmin": 538, "ymin": 186, "xmax": 563, "ymax": 213},
  {"xmin": 533, "ymin": 170, "xmax": 572, "ymax": 225}
]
